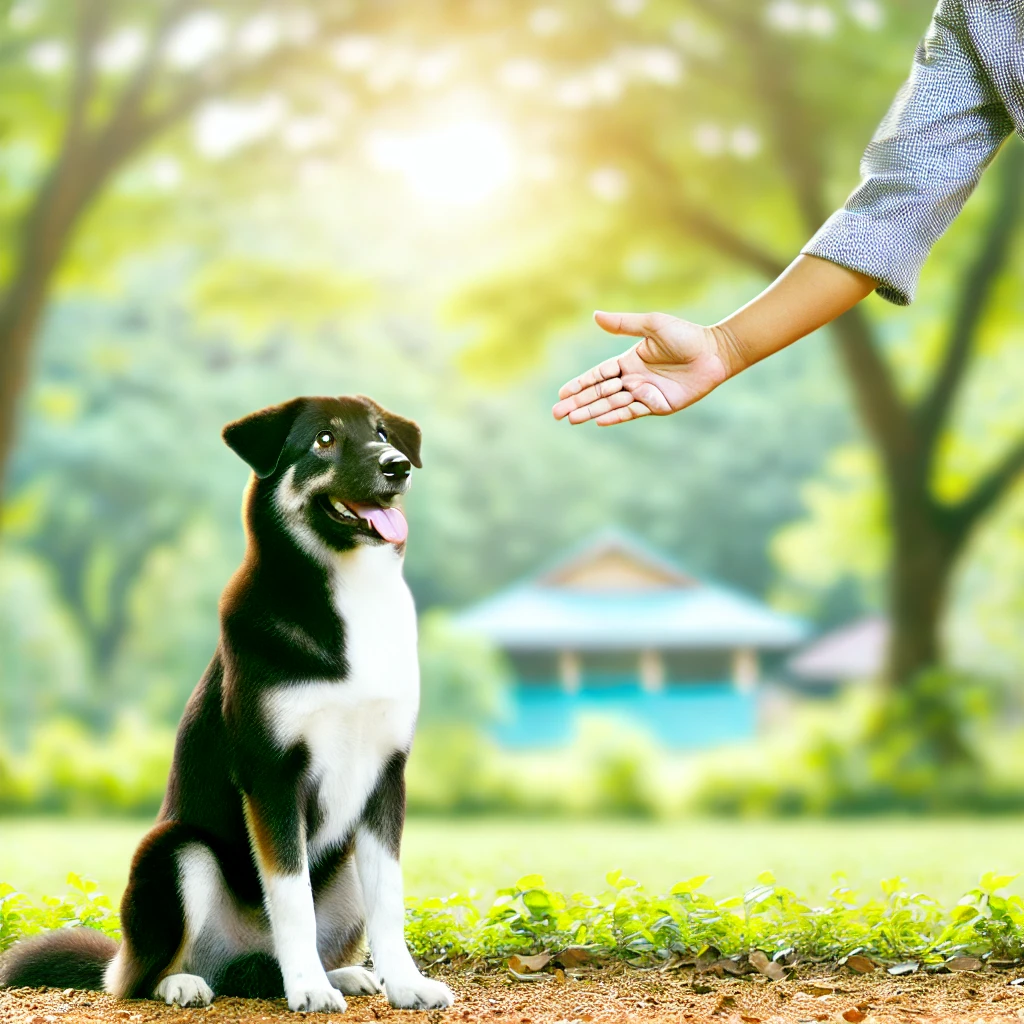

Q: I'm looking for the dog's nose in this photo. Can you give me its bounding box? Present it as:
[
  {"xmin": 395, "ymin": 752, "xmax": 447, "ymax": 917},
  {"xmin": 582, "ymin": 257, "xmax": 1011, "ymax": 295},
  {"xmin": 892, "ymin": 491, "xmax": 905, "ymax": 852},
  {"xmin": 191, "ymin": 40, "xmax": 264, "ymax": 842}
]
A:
[{"xmin": 379, "ymin": 451, "xmax": 411, "ymax": 479}]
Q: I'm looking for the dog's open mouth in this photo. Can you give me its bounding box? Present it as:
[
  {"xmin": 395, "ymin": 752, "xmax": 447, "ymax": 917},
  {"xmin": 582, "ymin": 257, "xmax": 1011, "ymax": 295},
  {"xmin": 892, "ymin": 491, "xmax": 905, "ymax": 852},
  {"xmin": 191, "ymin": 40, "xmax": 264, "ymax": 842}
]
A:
[{"xmin": 321, "ymin": 496, "xmax": 408, "ymax": 544}]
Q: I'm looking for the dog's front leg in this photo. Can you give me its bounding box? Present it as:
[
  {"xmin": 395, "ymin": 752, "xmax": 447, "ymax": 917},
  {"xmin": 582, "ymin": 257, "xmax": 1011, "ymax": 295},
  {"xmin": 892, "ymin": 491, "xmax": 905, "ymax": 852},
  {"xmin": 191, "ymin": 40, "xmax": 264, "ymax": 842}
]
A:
[
  {"xmin": 356, "ymin": 757, "xmax": 454, "ymax": 1010},
  {"xmin": 243, "ymin": 794, "xmax": 346, "ymax": 1013}
]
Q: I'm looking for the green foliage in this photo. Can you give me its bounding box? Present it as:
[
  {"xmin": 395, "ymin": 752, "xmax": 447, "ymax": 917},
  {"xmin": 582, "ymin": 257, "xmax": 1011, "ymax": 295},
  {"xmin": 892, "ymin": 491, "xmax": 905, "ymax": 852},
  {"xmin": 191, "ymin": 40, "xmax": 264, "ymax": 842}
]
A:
[
  {"xmin": 417, "ymin": 612, "xmax": 511, "ymax": 729},
  {"xmin": 407, "ymin": 718, "xmax": 665, "ymax": 819},
  {"xmin": 0, "ymin": 715, "xmax": 174, "ymax": 815},
  {"xmin": 0, "ymin": 874, "xmax": 119, "ymax": 954},
  {"xmin": 8, "ymin": 870, "xmax": 1024, "ymax": 967},
  {"xmin": 2, "ymin": 278, "xmax": 854, "ymax": 751},
  {"xmin": 690, "ymin": 673, "xmax": 1024, "ymax": 818},
  {"xmin": 0, "ymin": 547, "xmax": 91, "ymax": 743}
]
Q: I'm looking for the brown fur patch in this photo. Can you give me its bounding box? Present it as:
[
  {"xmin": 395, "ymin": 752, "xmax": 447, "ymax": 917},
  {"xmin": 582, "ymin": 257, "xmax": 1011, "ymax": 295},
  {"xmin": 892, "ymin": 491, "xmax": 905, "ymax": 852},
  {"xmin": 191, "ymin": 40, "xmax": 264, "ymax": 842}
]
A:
[{"xmin": 243, "ymin": 794, "xmax": 283, "ymax": 875}]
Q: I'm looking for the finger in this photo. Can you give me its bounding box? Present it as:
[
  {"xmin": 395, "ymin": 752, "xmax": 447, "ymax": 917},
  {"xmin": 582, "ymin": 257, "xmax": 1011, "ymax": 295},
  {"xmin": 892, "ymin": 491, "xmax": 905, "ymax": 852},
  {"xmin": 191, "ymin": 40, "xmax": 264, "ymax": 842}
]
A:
[
  {"xmin": 593, "ymin": 310, "xmax": 663, "ymax": 338},
  {"xmin": 556, "ymin": 354, "xmax": 623, "ymax": 403},
  {"xmin": 552, "ymin": 377, "xmax": 624, "ymax": 419},
  {"xmin": 566, "ymin": 390, "xmax": 633, "ymax": 424},
  {"xmin": 596, "ymin": 401, "xmax": 652, "ymax": 427}
]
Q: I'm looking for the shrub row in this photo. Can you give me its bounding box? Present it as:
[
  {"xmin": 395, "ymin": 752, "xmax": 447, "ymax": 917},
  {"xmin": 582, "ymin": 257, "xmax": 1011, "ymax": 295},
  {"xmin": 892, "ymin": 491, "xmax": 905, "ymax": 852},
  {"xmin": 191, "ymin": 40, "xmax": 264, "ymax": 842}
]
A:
[{"xmin": 4, "ymin": 871, "xmax": 1024, "ymax": 968}]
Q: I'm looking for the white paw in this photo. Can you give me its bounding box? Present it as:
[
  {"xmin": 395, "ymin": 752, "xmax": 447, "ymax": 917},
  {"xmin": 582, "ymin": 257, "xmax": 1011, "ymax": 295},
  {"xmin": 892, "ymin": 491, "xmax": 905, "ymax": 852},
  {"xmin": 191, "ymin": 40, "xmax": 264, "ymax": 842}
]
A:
[
  {"xmin": 383, "ymin": 974, "xmax": 454, "ymax": 1010},
  {"xmin": 327, "ymin": 966, "xmax": 382, "ymax": 996},
  {"xmin": 154, "ymin": 973, "xmax": 214, "ymax": 1007},
  {"xmin": 286, "ymin": 984, "xmax": 348, "ymax": 1013}
]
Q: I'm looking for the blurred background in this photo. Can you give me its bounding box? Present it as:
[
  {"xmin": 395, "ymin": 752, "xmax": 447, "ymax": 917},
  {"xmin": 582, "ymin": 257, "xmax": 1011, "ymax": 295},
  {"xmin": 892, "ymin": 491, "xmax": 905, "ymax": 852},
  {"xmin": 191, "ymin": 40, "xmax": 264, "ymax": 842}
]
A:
[{"xmin": 2, "ymin": 0, "xmax": 1024, "ymax": 910}]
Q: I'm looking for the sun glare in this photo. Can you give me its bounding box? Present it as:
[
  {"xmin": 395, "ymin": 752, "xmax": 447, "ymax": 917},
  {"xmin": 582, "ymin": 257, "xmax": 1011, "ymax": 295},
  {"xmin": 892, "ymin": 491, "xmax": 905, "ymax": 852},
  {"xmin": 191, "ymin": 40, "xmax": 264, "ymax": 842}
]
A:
[{"xmin": 367, "ymin": 119, "xmax": 515, "ymax": 207}]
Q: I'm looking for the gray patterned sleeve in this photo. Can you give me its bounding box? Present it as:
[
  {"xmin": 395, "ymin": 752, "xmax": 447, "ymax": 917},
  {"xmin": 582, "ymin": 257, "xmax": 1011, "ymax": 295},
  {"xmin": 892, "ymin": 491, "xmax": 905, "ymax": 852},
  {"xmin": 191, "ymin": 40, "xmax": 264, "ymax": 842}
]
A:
[{"xmin": 802, "ymin": 0, "xmax": 1014, "ymax": 305}]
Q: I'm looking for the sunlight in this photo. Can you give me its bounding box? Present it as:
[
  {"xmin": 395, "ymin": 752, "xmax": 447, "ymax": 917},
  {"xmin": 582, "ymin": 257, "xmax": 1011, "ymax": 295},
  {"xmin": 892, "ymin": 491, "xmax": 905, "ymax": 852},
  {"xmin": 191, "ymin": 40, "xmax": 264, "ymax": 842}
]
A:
[{"xmin": 367, "ymin": 118, "xmax": 515, "ymax": 207}]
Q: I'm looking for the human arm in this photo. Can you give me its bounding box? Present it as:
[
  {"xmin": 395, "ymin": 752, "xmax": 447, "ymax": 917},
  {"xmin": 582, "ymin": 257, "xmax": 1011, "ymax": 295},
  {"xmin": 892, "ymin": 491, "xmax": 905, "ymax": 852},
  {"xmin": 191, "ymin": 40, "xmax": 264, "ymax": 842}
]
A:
[
  {"xmin": 552, "ymin": 254, "xmax": 875, "ymax": 425},
  {"xmin": 803, "ymin": 0, "xmax": 1014, "ymax": 306},
  {"xmin": 555, "ymin": 0, "xmax": 1015, "ymax": 426}
]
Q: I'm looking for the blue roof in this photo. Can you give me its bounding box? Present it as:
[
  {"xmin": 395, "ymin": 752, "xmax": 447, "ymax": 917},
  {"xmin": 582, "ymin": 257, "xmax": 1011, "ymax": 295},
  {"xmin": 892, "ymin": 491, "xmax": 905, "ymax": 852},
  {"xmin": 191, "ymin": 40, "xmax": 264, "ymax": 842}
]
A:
[{"xmin": 454, "ymin": 529, "xmax": 808, "ymax": 651}]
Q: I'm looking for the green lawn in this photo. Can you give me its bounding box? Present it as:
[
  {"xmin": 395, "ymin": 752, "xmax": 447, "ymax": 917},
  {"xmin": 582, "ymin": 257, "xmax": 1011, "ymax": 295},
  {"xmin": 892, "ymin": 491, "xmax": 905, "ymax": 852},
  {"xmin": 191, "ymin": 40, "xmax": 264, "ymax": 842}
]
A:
[{"xmin": 2, "ymin": 816, "xmax": 1021, "ymax": 908}]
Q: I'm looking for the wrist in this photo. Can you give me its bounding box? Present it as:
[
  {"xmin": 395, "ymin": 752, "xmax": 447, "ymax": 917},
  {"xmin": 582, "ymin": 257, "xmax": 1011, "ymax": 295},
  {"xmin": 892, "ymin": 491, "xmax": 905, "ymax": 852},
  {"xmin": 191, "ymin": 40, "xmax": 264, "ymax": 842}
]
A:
[{"xmin": 707, "ymin": 321, "xmax": 750, "ymax": 380}]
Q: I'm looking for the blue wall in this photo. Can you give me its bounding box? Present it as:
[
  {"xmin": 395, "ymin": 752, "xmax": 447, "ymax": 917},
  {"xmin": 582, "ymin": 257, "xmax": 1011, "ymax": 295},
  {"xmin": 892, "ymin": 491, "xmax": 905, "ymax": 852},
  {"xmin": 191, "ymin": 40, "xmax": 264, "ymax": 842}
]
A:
[{"xmin": 493, "ymin": 679, "xmax": 757, "ymax": 749}]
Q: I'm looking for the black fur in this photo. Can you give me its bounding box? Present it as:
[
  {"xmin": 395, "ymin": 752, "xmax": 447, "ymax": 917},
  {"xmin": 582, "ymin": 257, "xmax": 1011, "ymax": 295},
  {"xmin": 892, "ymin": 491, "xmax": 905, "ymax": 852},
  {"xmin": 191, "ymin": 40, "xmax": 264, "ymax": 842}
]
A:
[
  {"xmin": 363, "ymin": 751, "xmax": 408, "ymax": 859},
  {"xmin": 0, "ymin": 929, "xmax": 116, "ymax": 990},
  {"xmin": 0, "ymin": 395, "xmax": 421, "ymax": 1001}
]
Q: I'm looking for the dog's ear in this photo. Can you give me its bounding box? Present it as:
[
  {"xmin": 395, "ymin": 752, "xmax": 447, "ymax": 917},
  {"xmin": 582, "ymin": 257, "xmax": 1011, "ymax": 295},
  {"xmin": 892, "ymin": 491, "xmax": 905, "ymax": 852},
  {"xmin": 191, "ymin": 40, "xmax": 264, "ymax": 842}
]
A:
[
  {"xmin": 383, "ymin": 410, "xmax": 422, "ymax": 468},
  {"xmin": 223, "ymin": 399, "xmax": 305, "ymax": 478}
]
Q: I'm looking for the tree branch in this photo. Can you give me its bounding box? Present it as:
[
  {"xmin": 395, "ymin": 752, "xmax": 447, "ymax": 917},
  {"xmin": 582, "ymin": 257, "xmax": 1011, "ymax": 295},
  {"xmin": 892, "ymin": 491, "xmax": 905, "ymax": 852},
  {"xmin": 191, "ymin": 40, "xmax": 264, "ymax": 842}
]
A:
[
  {"xmin": 917, "ymin": 142, "xmax": 1024, "ymax": 451},
  {"xmin": 953, "ymin": 432, "xmax": 1024, "ymax": 529},
  {"xmin": 95, "ymin": 5, "xmax": 366, "ymax": 171},
  {"xmin": 102, "ymin": 0, "xmax": 193, "ymax": 139},
  {"xmin": 632, "ymin": 146, "xmax": 789, "ymax": 278},
  {"xmin": 665, "ymin": 195, "xmax": 788, "ymax": 279},
  {"xmin": 67, "ymin": 0, "xmax": 105, "ymax": 140}
]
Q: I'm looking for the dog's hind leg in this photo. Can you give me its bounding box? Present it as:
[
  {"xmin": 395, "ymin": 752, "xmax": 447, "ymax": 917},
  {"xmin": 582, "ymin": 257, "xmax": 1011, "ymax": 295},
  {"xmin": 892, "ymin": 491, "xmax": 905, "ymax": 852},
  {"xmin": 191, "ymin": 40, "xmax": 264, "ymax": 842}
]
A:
[
  {"xmin": 150, "ymin": 843, "xmax": 228, "ymax": 1007},
  {"xmin": 109, "ymin": 825, "xmax": 244, "ymax": 1006},
  {"xmin": 106, "ymin": 821, "xmax": 195, "ymax": 1002}
]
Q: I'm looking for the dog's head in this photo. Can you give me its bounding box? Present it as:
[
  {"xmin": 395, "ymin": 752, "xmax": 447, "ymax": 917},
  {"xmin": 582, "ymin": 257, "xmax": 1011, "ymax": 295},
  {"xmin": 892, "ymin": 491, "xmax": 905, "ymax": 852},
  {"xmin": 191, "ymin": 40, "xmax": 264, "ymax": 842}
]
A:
[{"xmin": 223, "ymin": 395, "xmax": 421, "ymax": 551}]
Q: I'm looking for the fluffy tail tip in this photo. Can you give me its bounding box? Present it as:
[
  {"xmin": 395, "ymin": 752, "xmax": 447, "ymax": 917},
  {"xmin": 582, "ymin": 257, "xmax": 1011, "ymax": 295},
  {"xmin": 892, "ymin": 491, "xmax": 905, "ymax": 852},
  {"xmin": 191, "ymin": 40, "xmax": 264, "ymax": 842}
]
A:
[{"xmin": 0, "ymin": 928, "xmax": 117, "ymax": 991}]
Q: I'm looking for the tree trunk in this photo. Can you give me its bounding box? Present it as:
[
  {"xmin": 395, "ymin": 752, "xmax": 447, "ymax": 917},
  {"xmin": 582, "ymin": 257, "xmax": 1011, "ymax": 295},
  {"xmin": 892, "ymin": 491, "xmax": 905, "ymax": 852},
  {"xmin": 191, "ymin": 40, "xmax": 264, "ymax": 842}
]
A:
[
  {"xmin": 885, "ymin": 493, "xmax": 963, "ymax": 684},
  {"xmin": 0, "ymin": 149, "xmax": 105, "ymax": 487}
]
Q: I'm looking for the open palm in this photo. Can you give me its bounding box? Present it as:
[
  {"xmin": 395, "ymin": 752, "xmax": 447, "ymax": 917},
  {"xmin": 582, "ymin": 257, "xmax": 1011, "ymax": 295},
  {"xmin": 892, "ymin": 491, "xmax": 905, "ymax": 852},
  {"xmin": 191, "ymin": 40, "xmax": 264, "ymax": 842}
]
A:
[{"xmin": 552, "ymin": 312, "xmax": 733, "ymax": 426}]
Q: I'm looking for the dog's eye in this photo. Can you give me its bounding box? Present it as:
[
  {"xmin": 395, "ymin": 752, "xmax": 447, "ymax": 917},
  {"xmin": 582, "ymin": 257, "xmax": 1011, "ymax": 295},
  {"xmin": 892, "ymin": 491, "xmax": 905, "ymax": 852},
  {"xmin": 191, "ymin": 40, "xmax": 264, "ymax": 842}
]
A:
[
  {"xmin": 315, "ymin": 431, "xmax": 335, "ymax": 449},
  {"xmin": 376, "ymin": 426, "xmax": 388, "ymax": 443}
]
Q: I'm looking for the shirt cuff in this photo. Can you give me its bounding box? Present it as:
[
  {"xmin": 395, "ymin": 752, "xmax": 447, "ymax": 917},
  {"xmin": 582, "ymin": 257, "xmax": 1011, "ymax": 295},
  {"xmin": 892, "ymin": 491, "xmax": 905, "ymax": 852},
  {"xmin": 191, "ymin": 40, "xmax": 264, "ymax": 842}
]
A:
[{"xmin": 801, "ymin": 209, "xmax": 928, "ymax": 306}]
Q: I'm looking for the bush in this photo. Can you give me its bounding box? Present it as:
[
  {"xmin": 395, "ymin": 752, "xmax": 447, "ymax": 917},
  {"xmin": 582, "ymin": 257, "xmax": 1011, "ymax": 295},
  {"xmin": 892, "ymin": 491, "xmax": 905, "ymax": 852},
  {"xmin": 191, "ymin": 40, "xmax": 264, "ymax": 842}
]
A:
[
  {"xmin": 690, "ymin": 671, "xmax": 1024, "ymax": 817},
  {"xmin": 7, "ymin": 870, "xmax": 1024, "ymax": 967},
  {"xmin": 0, "ymin": 714, "xmax": 174, "ymax": 815}
]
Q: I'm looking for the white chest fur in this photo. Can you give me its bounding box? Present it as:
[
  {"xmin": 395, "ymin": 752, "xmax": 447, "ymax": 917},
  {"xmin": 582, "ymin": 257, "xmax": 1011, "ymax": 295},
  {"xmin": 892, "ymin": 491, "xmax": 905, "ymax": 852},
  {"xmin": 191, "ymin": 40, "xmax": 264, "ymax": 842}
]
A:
[{"xmin": 264, "ymin": 544, "xmax": 419, "ymax": 858}]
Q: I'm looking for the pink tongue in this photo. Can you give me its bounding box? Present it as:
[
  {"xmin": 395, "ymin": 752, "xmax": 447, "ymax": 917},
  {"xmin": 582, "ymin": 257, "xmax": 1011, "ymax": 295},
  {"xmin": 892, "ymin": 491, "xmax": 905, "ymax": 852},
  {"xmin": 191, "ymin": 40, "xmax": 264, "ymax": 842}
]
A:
[{"xmin": 350, "ymin": 503, "xmax": 408, "ymax": 544}]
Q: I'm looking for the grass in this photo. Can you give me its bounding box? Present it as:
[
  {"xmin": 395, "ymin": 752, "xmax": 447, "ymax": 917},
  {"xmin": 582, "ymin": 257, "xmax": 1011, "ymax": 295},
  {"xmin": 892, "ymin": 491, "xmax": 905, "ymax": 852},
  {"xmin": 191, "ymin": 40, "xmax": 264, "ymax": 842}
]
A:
[{"xmin": 3, "ymin": 815, "xmax": 1024, "ymax": 909}]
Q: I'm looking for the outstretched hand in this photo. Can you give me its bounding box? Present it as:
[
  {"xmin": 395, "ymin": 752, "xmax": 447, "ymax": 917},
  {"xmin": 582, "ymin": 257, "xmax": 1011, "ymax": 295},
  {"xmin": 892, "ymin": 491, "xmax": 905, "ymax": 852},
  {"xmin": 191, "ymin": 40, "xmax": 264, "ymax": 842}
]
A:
[{"xmin": 552, "ymin": 311, "xmax": 737, "ymax": 426}]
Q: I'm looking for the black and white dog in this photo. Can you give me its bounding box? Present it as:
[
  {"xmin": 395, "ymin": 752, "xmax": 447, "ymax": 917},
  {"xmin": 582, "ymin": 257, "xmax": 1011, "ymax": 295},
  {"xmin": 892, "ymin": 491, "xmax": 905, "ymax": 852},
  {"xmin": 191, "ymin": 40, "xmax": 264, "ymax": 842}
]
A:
[{"xmin": 0, "ymin": 395, "xmax": 453, "ymax": 1013}]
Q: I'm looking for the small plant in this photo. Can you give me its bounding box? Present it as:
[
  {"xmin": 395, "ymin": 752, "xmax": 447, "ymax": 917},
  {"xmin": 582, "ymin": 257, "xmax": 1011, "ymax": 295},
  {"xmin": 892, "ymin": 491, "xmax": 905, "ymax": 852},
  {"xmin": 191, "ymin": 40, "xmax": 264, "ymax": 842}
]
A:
[
  {"xmin": 1, "ymin": 873, "xmax": 120, "ymax": 953},
  {"xmin": 5, "ymin": 871, "xmax": 1024, "ymax": 968}
]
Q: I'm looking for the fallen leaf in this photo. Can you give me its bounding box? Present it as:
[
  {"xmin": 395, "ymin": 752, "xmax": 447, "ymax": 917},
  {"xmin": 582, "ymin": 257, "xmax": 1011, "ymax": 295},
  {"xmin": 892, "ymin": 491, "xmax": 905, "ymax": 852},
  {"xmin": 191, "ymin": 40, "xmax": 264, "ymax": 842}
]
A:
[
  {"xmin": 887, "ymin": 962, "xmax": 919, "ymax": 976},
  {"xmin": 845, "ymin": 955, "xmax": 877, "ymax": 974},
  {"xmin": 946, "ymin": 956, "xmax": 983, "ymax": 972},
  {"xmin": 508, "ymin": 952, "xmax": 553, "ymax": 973},
  {"xmin": 714, "ymin": 957, "xmax": 747, "ymax": 977},
  {"xmin": 842, "ymin": 1010, "xmax": 866, "ymax": 1022},
  {"xmin": 507, "ymin": 968, "xmax": 549, "ymax": 982},
  {"xmin": 749, "ymin": 950, "xmax": 786, "ymax": 981},
  {"xmin": 556, "ymin": 947, "xmax": 590, "ymax": 969}
]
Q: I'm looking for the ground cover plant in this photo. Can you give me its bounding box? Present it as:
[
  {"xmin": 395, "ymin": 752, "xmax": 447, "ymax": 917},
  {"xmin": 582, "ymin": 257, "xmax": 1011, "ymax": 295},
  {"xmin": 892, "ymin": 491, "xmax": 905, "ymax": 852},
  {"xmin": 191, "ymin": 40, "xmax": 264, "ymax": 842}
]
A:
[{"xmin": 5, "ymin": 870, "xmax": 1024, "ymax": 976}]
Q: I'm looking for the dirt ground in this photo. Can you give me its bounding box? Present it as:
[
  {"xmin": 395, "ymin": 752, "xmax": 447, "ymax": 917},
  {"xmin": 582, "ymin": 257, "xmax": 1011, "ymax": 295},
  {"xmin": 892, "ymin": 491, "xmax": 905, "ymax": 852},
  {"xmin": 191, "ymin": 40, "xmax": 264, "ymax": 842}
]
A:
[{"xmin": 4, "ymin": 966, "xmax": 1024, "ymax": 1024}]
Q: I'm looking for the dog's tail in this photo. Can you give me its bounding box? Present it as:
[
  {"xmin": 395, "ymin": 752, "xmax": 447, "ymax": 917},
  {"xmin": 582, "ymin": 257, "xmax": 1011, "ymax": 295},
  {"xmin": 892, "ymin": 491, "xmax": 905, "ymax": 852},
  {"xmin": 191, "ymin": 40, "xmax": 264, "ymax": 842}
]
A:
[{"xmin": 0, "ymin": 928, "xmax": 117, "ymax": 991}]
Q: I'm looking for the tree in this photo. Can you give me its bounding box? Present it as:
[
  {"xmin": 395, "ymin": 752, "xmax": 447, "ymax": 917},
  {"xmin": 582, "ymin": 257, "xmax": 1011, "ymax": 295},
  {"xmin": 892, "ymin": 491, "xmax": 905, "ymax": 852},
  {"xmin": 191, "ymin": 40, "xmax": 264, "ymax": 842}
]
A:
[
  {"xmin": 450, "ymin": 0, "xmax": 1024, "ymax": 687},
  {"xmin": 0, "ymin": 0, "xmax": 461, "ymax": 485}
]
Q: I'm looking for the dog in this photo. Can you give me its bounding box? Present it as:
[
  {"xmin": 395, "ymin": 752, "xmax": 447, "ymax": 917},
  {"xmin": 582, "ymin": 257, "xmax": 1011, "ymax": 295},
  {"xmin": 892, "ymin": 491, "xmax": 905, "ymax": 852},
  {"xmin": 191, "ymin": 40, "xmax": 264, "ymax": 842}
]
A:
[{"xmin": 0, "ymin": 395, "xmax": 454, "ymax": 1013}]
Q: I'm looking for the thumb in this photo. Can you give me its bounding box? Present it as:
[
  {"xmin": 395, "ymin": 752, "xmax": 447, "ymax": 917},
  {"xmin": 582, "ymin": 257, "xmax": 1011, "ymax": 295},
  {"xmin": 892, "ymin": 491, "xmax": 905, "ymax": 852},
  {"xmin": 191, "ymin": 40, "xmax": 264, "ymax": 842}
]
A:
[{"xmin": 594, "ymin": 310, "xmax": 661, "ymax": 337}]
